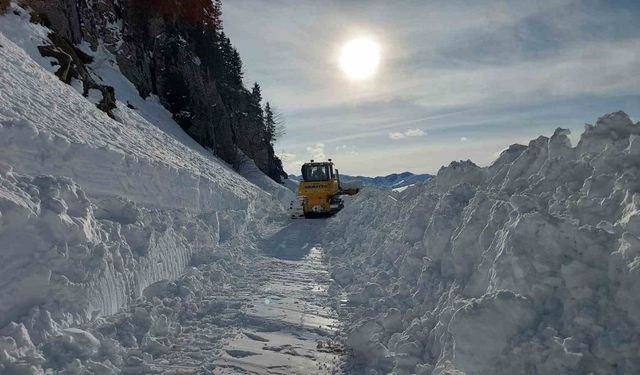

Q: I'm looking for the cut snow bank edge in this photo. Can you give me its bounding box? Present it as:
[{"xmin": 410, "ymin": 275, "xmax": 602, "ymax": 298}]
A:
[
  {"xmin": 0, "ymin": 26, "xmax": 287, "ymax": 330},
  {"xmin": 325, "ymin": 112, "xmax": 640, "ymax": 374},
  {"xmin": 0, "ymin": 29, "xmax": 267, "ymax": 214}
]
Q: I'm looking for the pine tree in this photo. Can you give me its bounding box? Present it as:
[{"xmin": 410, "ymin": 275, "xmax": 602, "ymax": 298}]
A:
[
  {"xmin": 215, "ymin": 32, "xmax": 243, "ymax": 86},
  {"xmin": 264, "ymin": 102, "xmax": 275, "ymax": 145},
  {"xmin": 217, "ymin": 32, "xmax": 232, "ymax": 81},
  {"xmin": 251, "ymin": 83, "xmax": 262, "ymax": 108},
  {"xmin": 250, "ymin": 84, "xmax": 264, "ymax": 130},
  {"xmin": 229, "ymin": 48, "xmax": 243, "ymax": 85}
]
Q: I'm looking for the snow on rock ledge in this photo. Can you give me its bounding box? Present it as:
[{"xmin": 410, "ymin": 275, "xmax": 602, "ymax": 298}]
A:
[{"xmin": 325, "ymin": 111, "xmax": 640, "ymax": 374}]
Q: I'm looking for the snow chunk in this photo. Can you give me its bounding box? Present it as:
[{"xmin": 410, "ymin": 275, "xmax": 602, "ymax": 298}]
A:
[{"xmin": 324, "ymin": 111, "xmax": 640, "ymax": 374}]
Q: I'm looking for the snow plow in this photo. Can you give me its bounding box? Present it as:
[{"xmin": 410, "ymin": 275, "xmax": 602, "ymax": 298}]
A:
[{"xmin": 290, "ymin": 159, "xmax": 359, "ymax": 218}]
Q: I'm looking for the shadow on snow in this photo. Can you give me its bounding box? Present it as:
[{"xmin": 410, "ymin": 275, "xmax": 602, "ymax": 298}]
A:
[{"xmin": 260, "ymin": 219, "xmax": 328, "ymax": 260}]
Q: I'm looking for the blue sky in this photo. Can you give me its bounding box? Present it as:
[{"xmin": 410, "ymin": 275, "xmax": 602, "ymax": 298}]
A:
[{"xmin": 223, "ymin": 0, "xmax": 640, "ymax": 176}]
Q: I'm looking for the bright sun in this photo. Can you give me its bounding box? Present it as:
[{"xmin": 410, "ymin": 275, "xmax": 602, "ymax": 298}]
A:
[{"xmin": 339, "ymin": 37, "xmax": 381, "ymax": 80}]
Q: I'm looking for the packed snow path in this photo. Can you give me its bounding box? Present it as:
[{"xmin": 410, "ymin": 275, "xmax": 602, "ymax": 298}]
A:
[{"xmin": 146, "ymin": 221, "xmax": 344, "ymax": 374}]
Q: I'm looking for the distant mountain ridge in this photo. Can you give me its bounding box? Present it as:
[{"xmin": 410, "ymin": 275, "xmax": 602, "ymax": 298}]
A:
[{"xmin": 288, "ymin": 171, "xmax": 432, "ymax": 189}]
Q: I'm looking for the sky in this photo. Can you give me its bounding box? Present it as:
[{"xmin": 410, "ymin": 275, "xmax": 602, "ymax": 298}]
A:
[{"xmin": 222, "ymin": 0, "xmax": 640, "ymax": 176}]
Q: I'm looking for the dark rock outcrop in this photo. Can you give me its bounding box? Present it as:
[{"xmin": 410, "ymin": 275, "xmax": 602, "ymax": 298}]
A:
[{"xmin": 37, "ymin": 32, "xmax": 117, "ymax": 116}]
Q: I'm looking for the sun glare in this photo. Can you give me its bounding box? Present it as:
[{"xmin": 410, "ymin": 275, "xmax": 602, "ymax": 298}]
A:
[{"xmin": 339, "ymin": 37, "xmax": 381, "ymax": 80}]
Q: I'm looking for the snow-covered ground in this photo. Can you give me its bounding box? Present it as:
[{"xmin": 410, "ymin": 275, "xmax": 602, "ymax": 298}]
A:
[
  {"xmin": 208, "ymin": 221, "xmax": 343, "ymax": 374},
  {"xmin": 323, "ymin": 112, "xmax": 640, "ymax": 374},
  {"xmin": 0, "ymin": 11, "xmax": 284, "ymax": 318},
  {"xmin": 0, "ymin": 8, "xmax": 317, "ymax": 374}
]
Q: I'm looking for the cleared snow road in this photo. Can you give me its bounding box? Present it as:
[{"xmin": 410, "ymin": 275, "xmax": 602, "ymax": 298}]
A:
[{"xmin": 149, "ymin": 221, "xmax": 345, "ymax": 374}]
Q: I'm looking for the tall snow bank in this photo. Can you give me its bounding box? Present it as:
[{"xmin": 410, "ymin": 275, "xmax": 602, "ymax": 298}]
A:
[
  {"xmin": 0, "ymin": 11, "xmax": 292, "ymax": 374},
  {"xmin": 0, "ymin": 166, "xmax": 208, "ymax": 326},
  {"xmin": 0, "ymin": 27, "xmax": 284, "ymax": 328},
  {"xmin": 325, "ymin": 111, "xmax": 640, "ymax": 374},
  {"xmin": 0, "ymin": 30, "xmax": 275, "ymax": 215}
]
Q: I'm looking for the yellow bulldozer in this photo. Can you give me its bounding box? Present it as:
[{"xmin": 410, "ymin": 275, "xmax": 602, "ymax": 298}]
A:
[{"xmin": 290, "ymin": 159, "xmax": 359, "ymax": 218}]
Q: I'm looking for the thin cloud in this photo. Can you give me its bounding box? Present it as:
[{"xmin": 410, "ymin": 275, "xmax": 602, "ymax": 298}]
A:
[
  {"xmin": 460, "ymin": 137, "xmax": 469, "ymax": 142},
  {"xmin": 277, "ymin": 151, "xmax": 297, "ymax": 161},
  {"xmin": 389, "ymin": 128, "xmax": 426, "ymax": 140},
  {"xmin": 277, "ymin": 151, "xmax": 305, "ymax": 174},
  {"xmin": 306, "ymin": 143, "xmax": 326, "ymax": 160},
  {"xmin": 335, "ymin": 144, "xmax": 359, "ymax": 155},
  {"xmin": 404, "ymin": 129, "xmax": 426, "ymax": 137}
]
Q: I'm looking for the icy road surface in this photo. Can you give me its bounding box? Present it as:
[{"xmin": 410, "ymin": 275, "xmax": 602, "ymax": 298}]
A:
[{"xmin": 150, "ymin": 221, "xmax": 344, "ymax": 374}]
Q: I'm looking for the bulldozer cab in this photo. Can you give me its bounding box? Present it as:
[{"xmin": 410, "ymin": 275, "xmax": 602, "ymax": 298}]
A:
[
  {"xmin": 290, "ymin": 159, "xmax": 359, "ymax": 218},
  {"xmin": 301, "ymin": 162, "xmax": 333, "ymax": 182}
]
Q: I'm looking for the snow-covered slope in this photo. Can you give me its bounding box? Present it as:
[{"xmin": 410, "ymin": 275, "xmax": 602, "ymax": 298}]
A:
[
  {"xmin": 0, "ymin": 14, "xmax": 288, "ymax": 335},
  {"xmin": 325, "ymin": 112, "xmax": 640, "ymax": 374},
  {"xmin": 0, "ymin": 32, "xmax": 263, "ymax": 212},
  {"xmin": 239, "ymin": 156, "xmax": 296, "ymax": 207}
]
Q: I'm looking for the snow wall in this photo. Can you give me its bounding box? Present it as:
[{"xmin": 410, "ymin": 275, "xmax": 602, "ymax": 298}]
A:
[
  {"xmin": 0, "ymin": 23, "xmax": 289, "ymax": 332},
  {"xmin": 325, "ymin": 112, "xmax": 640, "ymax": 374}
]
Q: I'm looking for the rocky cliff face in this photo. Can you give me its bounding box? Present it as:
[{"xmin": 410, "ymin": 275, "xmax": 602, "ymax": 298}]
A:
[{"xmin": 14, "ymin": 0, "xmax": 286, "ymax": 182}]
